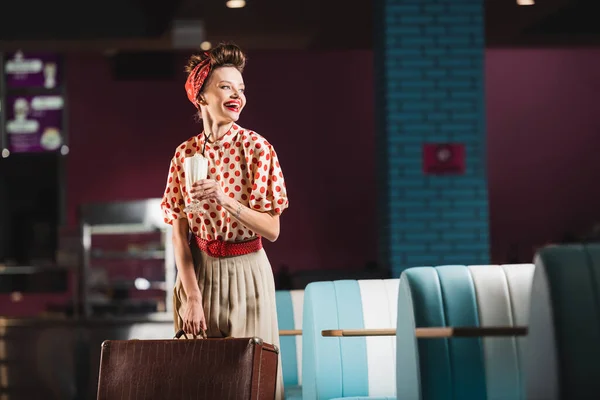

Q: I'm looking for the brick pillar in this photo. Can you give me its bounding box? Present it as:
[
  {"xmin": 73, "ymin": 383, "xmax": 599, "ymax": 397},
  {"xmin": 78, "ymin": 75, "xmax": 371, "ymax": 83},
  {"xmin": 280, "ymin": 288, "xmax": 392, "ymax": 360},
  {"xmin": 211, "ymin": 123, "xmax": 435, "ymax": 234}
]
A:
[{"xmin": 375, "ymin": 0, "xmax": 490, "ymax": 276}]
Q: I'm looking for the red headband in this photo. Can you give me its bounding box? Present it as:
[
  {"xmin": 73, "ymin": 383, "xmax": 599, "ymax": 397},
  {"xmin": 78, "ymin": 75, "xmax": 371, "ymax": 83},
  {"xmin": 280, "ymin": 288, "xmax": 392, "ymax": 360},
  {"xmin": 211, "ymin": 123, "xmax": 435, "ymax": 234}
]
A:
[{"xmin": 185, "ymin": 53, "xmax": 211, "ymax": 108}]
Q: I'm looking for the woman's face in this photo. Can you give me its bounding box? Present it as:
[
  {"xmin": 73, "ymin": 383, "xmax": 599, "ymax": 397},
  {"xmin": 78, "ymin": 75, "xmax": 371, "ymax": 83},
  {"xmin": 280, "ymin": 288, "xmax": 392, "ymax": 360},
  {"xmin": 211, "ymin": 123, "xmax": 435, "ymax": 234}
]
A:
[{"xmin": 200, "ymin": 66, "xmax": 246, "ymax": 123}]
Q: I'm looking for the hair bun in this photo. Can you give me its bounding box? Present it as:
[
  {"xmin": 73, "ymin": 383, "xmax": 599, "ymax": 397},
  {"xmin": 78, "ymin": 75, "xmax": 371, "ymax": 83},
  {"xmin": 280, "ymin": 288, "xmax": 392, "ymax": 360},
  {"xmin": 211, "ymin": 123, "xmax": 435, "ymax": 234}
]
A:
[{"xmin": 184, "ymin": 43, "xmax": 246, "ymax": 74}]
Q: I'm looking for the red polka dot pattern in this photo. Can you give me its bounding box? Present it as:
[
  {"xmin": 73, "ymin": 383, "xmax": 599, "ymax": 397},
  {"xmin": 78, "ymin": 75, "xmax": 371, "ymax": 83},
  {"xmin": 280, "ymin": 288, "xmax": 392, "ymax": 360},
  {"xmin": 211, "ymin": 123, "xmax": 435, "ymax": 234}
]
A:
[{"xmin": 160, "ymin": 123, "xmax": 289, "ymax": 241}]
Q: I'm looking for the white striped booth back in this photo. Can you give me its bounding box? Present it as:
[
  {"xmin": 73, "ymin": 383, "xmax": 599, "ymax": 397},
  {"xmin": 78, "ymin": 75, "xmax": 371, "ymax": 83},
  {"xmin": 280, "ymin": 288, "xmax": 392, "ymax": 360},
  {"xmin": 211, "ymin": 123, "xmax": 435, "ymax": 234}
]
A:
[
  {"xmin": 302, "ymin": 279, "xmax": 399, "ymax": 400},
  {"xmin": 275, "ymin": 290, "xmax": 304, "ymax": 400},
  {"xmin": 396, "ymin": 264, "xmax": 535, "ymax": 400}
]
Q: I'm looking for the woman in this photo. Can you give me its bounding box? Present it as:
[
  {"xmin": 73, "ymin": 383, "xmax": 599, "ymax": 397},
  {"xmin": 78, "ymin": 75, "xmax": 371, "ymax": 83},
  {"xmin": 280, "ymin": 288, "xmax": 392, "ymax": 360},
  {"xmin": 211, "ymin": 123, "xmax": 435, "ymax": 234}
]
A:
[{"xmin": 160, "ymin": 43, "xmax": 288, "ymax": 399}]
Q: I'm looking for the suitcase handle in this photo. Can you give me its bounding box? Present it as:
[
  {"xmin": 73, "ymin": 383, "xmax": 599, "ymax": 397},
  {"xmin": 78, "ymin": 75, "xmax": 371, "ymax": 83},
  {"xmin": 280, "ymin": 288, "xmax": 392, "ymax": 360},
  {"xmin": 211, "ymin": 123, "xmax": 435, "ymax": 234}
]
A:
[{"xmin": 174, "ymin": 329, "xmax": 208, "ymax": 339}]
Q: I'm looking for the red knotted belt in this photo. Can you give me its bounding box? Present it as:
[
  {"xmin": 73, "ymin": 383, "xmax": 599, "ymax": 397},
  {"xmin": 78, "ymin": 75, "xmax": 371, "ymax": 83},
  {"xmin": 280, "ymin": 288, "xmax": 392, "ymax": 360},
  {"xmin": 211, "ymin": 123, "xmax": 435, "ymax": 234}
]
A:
[{"xmin": 194, "ymin": 235, "xmax": 262, "ymax": 258}]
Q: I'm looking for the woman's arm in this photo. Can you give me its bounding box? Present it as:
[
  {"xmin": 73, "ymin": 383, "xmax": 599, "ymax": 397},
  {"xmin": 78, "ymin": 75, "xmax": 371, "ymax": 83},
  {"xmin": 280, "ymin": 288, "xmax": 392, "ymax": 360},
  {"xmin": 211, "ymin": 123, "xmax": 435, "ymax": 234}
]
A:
[
  {"xmin": 191, "ymin": 180, "xmax": 280, "ymax": 242},
  {"xmin": 221, "ymin": 197, "xmax": 280, "ymax": 242},
  {"xmin": 172, "ymin": 218, "xmax": 202, "ymax": 300}
]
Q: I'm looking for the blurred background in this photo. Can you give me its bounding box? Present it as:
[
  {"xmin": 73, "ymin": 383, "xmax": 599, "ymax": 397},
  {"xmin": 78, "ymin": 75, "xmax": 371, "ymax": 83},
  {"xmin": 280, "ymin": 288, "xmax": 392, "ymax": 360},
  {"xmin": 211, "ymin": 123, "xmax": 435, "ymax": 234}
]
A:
[{"xmin": 1, "ymin": 0, "xmax": 600, "ymax": 398}]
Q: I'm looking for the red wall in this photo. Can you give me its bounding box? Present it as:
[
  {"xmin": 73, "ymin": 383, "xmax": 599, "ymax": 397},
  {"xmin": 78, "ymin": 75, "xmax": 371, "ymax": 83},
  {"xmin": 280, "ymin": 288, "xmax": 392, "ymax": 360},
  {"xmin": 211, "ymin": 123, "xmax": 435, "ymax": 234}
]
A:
[
  {"xmin": 66, "ymin": 48, "xmax": 600, "ymax": 271},
  {"xmin": 66, "ymin": 50, "xmax": 377, "ymax": 273},
  {"xmin": 486, "ymin": 48, "xmax": 600, "ymax": 262}
]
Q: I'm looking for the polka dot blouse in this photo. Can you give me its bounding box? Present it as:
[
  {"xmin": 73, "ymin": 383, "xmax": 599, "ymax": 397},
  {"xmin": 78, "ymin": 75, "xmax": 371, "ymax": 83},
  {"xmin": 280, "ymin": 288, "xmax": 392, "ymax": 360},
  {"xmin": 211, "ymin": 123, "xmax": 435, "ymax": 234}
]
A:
[{"xmin": 160, "ymin": 123, "xmax": 289, "ymax": 241}]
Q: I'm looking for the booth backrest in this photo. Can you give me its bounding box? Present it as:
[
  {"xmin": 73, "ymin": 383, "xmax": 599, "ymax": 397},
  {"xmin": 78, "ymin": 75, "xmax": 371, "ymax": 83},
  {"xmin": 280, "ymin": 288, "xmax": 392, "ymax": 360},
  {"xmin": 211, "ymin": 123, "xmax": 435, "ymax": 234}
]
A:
[
  {"xmin": 275, "ymin": 289, "xmax": 304, "ymax": 387},
  {"xmin": 396, "ymin": 264, "xmax": 535, "ymax": 400},
  {"xmin": 524, "ymin": 244, "xmax": 600, "ymax": 400},
  {"xmin": 302, "ymin": 279, "xmax": 399, "ymax": 399}
]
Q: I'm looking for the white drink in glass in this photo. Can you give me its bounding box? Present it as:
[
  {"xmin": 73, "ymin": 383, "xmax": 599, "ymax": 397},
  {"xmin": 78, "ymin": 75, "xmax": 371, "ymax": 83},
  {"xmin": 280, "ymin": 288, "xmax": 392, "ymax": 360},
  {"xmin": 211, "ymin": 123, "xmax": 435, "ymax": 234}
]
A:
[{"xmin": 183, "ymin": 154, "xmax": 209, "ymax": 213}]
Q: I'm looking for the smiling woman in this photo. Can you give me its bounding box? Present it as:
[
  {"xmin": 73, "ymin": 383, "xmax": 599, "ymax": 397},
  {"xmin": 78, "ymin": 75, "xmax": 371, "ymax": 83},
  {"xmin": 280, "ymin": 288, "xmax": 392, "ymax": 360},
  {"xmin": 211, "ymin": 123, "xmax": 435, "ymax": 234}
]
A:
[{"xmin": 159, "ymin": 43, "xmax": 288, "ymax": 399}]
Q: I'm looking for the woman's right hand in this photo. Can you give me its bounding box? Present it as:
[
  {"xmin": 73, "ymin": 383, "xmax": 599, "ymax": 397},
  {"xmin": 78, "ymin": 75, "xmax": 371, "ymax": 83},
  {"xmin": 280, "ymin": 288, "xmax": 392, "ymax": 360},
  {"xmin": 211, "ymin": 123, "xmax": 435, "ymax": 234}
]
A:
[{"xmin": 183, "ymin": 296, "xmax": 208, "ymax": 336}]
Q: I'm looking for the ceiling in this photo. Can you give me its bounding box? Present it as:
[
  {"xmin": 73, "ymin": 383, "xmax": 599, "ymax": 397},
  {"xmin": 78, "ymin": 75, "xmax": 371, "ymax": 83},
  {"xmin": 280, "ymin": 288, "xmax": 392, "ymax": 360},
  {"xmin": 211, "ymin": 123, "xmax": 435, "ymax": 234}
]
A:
[
  {"xmin": 0, "ymin": 0, "xmax": 598, "ymax": 53},
  {"xmin": 486, "ymin": 0, "xmax": 600, "ymax": 47}
]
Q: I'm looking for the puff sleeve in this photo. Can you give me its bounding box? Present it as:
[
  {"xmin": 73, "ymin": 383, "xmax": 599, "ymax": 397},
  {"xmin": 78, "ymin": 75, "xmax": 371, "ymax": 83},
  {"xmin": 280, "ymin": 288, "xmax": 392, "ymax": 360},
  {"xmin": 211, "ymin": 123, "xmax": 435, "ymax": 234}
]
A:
[
  {"xmin": 160, "ymin": 156, "xmax": 186, "ymax": 224},
  {"xmin": 248, "ymin": 143, "xmax": 289, "ymax": 215}
]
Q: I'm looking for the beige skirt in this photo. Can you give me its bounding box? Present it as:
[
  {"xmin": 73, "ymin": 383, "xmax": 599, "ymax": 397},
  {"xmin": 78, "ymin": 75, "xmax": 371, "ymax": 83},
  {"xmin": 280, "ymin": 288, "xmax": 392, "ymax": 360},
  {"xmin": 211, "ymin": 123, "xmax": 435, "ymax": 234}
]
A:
[{"xmin": 173, "ymin": 242, "xmax": 284, "ymax": 400}]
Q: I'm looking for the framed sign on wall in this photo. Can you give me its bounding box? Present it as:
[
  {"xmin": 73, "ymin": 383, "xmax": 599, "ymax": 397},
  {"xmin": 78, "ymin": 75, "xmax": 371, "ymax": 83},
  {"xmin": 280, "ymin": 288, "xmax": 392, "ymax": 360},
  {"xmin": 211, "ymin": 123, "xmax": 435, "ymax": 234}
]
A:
[{"xmin": 1, "ymin": 50, "xmax": 68, "ymax": 157}]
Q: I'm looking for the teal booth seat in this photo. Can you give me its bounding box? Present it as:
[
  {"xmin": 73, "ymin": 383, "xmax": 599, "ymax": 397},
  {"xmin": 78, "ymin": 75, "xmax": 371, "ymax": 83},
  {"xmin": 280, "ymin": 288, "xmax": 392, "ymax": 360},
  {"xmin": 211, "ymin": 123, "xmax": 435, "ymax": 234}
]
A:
[
  {"xmin": 524, "ymin": 244, "xmax": 600, "ymax": 399},
  {"xmin": 302, "ymin": 279, "xmax": 399, "ymax": 400},
  {"xmin": 276, "ymin": 290, "xmax": 304, "ymax": 400},
  {"xmin": 396, "ymin": 264, "xmax": 535, "ymax": 400}
]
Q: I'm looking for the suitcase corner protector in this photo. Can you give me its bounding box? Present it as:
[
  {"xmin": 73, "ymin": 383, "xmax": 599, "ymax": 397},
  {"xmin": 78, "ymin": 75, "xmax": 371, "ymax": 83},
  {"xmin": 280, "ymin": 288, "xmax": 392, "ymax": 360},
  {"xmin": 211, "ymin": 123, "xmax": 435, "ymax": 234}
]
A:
[{"xmin": 250, "ymin": 337, "xmax": 263, "ymax": 346}]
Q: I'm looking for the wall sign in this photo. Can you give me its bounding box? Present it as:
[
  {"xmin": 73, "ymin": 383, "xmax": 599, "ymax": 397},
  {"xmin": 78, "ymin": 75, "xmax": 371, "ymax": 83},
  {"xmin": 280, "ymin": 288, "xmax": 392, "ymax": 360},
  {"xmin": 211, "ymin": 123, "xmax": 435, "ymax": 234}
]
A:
[
  {"xmin": 422, "ymin": 143, "xmax": 465, "ymax": 175},
  {"xmin": 4, "ymin": 51, "xmax": 61, "ymax": 89},
  {"xmin": 1, "ymin": 50, "xmax": 67, "ymax": 155},
  {"xmin": 5, "ymin": 94, "xmax": 64, "ymax": 153}
]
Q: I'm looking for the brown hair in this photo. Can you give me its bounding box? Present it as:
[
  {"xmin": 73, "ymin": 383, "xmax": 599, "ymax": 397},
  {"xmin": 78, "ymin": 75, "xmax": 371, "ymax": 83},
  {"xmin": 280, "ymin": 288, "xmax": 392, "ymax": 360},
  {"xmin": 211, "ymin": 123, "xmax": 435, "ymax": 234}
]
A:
[{"xmin": 184, "ymin": 43, "xmax": 247, "ymax": 95}]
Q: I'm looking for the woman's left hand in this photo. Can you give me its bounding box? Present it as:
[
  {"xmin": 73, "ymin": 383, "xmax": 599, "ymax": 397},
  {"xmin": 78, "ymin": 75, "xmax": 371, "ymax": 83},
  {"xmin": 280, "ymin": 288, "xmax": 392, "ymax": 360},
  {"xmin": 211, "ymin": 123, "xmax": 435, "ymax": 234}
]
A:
[{"xmin": 190, "ymin": 179, "xmax": 228, "ymax": 205}]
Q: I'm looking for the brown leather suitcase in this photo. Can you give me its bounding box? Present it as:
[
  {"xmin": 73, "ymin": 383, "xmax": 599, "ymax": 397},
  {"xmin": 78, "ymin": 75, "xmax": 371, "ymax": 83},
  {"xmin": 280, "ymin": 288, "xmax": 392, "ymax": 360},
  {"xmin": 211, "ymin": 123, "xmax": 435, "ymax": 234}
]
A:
[{"xmin": 96, "ymin": 331, "xmax": 279, "ymax": 400}]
